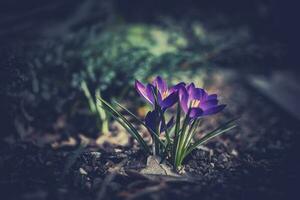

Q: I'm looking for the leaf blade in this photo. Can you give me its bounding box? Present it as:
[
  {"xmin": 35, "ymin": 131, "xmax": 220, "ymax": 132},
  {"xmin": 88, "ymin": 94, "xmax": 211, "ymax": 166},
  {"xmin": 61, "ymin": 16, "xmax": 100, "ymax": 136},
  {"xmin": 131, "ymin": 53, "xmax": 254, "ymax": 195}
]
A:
[
  {"xmin": 185, "ymin": 119, "xmax": 237, "ymax": 157},
  {"xmin": 97, "ymin": 97, "xmax": 150, "ymax": 154}
]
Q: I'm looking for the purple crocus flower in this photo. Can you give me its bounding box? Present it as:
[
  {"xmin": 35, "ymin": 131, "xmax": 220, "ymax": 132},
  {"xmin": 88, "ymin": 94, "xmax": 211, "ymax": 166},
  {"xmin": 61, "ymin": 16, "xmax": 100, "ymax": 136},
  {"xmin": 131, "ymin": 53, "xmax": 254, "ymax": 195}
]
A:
[
  {"xmin": 135, "ymin": 76, "xmax": 184, "ymax": 110},
  {"xmin": 179, "ymin": 83, "xmax": 226, "ymax": 119}
]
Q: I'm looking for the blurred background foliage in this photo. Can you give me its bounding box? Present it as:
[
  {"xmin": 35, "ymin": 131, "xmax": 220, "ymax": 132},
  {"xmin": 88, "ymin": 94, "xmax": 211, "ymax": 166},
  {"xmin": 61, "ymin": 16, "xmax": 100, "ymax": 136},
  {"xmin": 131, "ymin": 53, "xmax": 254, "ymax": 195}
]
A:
[{"xmin": 2, "ymin": 0, "xmax": 283, "ymax": 140}]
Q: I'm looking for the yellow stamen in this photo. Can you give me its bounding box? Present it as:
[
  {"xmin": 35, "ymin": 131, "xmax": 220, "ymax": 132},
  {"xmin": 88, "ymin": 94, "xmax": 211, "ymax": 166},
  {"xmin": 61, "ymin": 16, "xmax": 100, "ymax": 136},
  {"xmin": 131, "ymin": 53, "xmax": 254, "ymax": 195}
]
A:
[
  {"xmin": 162, "ymin": 90, "xmax": 169, "ymax": 99},
  {"xmin": 191, "ymin": 99, "xmax": 200, "ymax": 108}
]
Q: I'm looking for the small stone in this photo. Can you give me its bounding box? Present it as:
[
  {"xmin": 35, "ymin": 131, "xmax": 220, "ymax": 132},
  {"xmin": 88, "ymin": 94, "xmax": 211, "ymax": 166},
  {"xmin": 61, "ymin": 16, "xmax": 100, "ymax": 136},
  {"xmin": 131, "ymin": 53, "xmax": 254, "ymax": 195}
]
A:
[
  {"xmin": 231, "ymin": 149, "xmax": 238, "ymax": 156},
  {"xmin": 79, "ymin": 167, "xmax": 88, "ymax": 175},
  {"xmin": 90, "ymin": 152, "xmax": 101, "ymax": 159},
  {"xmin": 140, "ymin": 156, "xmax": 179, "ymax": 177}
]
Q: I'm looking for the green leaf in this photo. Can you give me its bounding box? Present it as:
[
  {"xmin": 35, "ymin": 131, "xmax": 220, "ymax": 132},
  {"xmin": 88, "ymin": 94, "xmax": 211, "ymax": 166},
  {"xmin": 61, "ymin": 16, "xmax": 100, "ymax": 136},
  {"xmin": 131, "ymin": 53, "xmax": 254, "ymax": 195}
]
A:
[
  {"xmin": 95, "ymin": 89, "xmax": 109, "ymax": 133},
  {"xmin": 113, "ymin": 101, "xmax": 146, "ymax": 125},
  {"xmin": 96, "ymin": 97, "xmax": 150, "ymax": 154},
  {"xmin": 172, "ymin": 103, "xmax": 181, "ymax": 167},
  {"xmin": 95, "ymin": 89, "xmax": 107, "ymax": 121},
  {"xmin": 175, "ymin": 108, "xmax": 191, "ymax": 167},
  {"xmin": 181, "ymin": 119, "xmax": 197, "ymax": 150},
  {"xmin": 113, "ymin": 101, "xmax": 166, "ymax": 149},
  {"xmin": 81, "ymin": 80, "xmax": 96, "ymax": 113},
  {"xmin": 185, "ymin": 119, "xmax": 237, "ymax": 157}
]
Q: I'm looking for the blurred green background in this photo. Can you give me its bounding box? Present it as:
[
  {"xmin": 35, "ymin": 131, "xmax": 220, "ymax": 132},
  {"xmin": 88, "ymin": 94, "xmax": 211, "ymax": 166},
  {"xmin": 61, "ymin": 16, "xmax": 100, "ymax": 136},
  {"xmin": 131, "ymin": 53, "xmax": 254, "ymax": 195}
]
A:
[{"xmin": 1, "ymin": 0, "xmax": 291, "ymax": 142}]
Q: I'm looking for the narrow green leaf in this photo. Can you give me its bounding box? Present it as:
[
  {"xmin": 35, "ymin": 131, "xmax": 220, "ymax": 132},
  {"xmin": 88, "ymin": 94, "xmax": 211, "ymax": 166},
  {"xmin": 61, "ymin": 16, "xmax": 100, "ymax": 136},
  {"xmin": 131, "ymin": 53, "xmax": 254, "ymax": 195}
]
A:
[
  {"xmin": 81, "ymin": 80, "xmax": 97, "ymax": 113},
  {"xmin": 103, "ymin": 107, "xmax": 148, "ymax": 152},
  {"xmin": 113, "ymin": 101, "xmax": 146, "ymax": 125},
  {"xmin": 181, "ymin": 119, "xmax": 197, "ymax": 150},
  {"xmin": 185, "ymin": 119, "xmax": 201, "ymax": 149},
  {"xmin": 175, "ymin": 108, "xmax": 191, "ymax": 167},
  {"xmin": 95, "ymin": 89, "xmax": 107, "ymax": 121},
  {"xmin": 172, "ymin": 103, "xmax": 181, "ymax": 167},
  {"xmin": 95, "ymin": 89, "xmax": 109, "ymax": 133},
  {"xmin": 185, "ymin": 119, "xmax": 237, "ymax": 157},
  {"xmin": 113, "ymin": 101, "xmax": 166, "ymax": 149},
  {"xmin": 97, "ymin": 97, "xmax": 150, "ymax": 154}
]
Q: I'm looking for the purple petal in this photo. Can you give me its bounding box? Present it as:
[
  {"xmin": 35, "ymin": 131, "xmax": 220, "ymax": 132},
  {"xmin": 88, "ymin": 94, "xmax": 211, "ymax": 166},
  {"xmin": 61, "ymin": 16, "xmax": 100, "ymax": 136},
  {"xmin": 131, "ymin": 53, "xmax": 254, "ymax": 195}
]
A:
[
  {"xmin": 206, "ymin": 94, "xmax": 217, "ymax": 100},
  {"xmin": 156, "ymin": 90, "xmax": 163, "ymax": 105},
  {"xmin": 190, "ymin": 88, "xmax": 206, "ymax": 100},
  {"xmin": 169, "ymin": 82, "xmax": 186, "ymax": 93},
  {"xmin": 203, "ymin": 104, "xmax": 226, "ymax": 116},
  {"xmin": 186, "ymin": 83, "xmax": 195, "ymax": 95},
  {"xmin": 179, "ymin": 87, "xmax": 189, "ymax": 113},
  {"xmin": 135, "ymin": 80, "xmax": 154, "ymax": 104},
  {"xmin": 189, "ymin": 108, "xmax": 203, "ymax": 118},
  {"xmin": 145, "ymin": 84, "xmax": 155, "ymax": 104},
  {"xmin": 145, "ymin": 110, "xmax": 157, "ymax": 132},
  {"xmin": 152, "ymin": 76, "xmax": 167, "ymax": 93},
  {"xmin": 161, "ymin": 92, "xmax": 178, "ymax": 109},
  {"xmin": 200, "ymin": 99, "xmax": 219, "ymax": 110},
  {"xmin": 135, "ymin": 80, "xmax": 147, "ymax": 100}
]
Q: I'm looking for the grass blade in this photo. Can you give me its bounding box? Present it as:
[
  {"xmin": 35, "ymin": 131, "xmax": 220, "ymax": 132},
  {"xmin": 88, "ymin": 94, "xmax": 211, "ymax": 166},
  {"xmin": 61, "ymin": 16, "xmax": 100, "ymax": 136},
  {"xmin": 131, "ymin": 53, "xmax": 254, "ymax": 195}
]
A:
[
  {"xmin": 185, "ymin": 119, "xmax": 237, "ymax": 157},
  {"xmin": 172, "ymin": 103, "xmax": 181, "ymax": 167},
  {"xmin": 113, "ymin": 101, "xmax": 166, "ymax": 149},
  {"xmin": 97, "ymin": 97, "xmax": 150, "ymax": 154},
  {"xmin": 113, "ymin": 101, "xmax": 146, "ymax": 125},
  {"xmin": 175, "ymin": 108, "xmax": 191, "ymax": 167},
  {"xmin": 80, "ymin": 81, "xmax": 96, "ymax": 113}
]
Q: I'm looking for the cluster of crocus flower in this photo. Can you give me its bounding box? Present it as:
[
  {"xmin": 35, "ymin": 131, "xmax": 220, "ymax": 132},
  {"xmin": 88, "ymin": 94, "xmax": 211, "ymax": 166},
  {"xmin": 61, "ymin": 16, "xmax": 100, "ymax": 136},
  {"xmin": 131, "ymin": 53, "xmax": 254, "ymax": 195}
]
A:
[
  {"xmin": 97, "ymin": 76, "xmax": 235, "ymax": 171},
  {"xmin": 136, "ymin": 76, "xmax": 227, "ymax": 142},
  {"xmin": 135, "ymin": 76, "xmax": 234, "ymax": 170},
  {"xmin": 135, "ymin": 76, "xmax": 226, "ymax": 119}
]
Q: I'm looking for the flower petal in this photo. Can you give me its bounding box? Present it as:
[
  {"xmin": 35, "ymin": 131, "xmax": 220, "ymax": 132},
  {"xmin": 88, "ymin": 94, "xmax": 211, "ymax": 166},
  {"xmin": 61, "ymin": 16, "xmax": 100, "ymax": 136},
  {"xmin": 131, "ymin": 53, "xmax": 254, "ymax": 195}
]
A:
[
  {"xmin": 135, "ymin": 80, "xmax": 147, "ymax": 99},
  {"xmin": 135, "ymin": 80, "xmax": 154, "ymax": 104},
  {"xmin": 145, "ymin": 110, "xmax": 157, "ymax": 132},
  {"xmin": 169, "ymin": 82, "xmax": 186, "ymax": 93},
  {"xmin": 203, "ymin": 104, "xmax": 226, "ymax": 116},
  {"xmin": 186, "ymin": 83, "xmax": 195, "ymax": 95},
  {"xmin": 206, "ymin": 94, "xmax": 217, "ymax": 100},
  {"xmin": 145, "ymin": 83, "xmax": 155, "ymax": 104},
  {"xmin": 190, "ymin": 88, "xmax": 206, "ymax": 100},
  {"xmin": 152, "ymin": 76, "xmax": 167, "ymax": 93},
  {"xmin": 189, "ymin": 108, "xmax": 203, "ymax": 118},
  {"xmin": 156, "ymin": 89, "xmax": 163, "ymax": 105},
  {"xmin": 179, "ymin": 87, "xmax": 189, "ymax": 113},
  {"xmin": 200, "ymin": 99, "xmax": 219, "ymax": 110},
  {"xmin": 161, "ymin": 92, "xmax": 178, "ymax": 109}
]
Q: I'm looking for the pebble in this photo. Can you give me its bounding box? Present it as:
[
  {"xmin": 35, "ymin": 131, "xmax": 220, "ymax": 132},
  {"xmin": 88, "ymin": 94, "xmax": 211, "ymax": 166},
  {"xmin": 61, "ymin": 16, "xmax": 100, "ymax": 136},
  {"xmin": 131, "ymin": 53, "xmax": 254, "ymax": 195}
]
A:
[
  {"xmin": 231, "ymin": 149, "xmax": 238, "ymax": 156},
  {"xmin": 90, "ymin": 152, "xmax": 101, "ymax": 159},
  {"xmin": 79, "ymin": 167, "xmax": 88, "ymax": 175}
]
